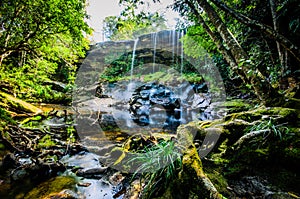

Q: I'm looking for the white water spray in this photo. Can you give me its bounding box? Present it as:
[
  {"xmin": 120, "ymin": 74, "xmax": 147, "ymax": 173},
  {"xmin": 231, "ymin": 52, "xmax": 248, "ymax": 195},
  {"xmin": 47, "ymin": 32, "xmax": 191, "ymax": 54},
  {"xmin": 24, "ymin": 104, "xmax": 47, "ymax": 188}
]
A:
[{"xmin": 130, "ymin": 38, "xmax": 139, "ymax": 80}]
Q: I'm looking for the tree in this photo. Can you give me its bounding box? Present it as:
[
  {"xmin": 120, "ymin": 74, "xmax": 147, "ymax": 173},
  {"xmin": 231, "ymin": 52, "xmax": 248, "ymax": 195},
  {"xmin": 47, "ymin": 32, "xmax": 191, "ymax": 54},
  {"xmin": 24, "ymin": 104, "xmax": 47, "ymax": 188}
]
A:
[
  {"xmin": 103, "ymin": 1, "xmax": 167, "ymax": 40},
  {"xmin": 174, "ymin": 0, "xmax": 300, "ymax": 106},
  {"xmin": 0, "ymin": 0, "xmax": 91, "ymax": 67},
  {"xmin": 0, "ymin": 0, "xmax": 91, "ymax": 102}
]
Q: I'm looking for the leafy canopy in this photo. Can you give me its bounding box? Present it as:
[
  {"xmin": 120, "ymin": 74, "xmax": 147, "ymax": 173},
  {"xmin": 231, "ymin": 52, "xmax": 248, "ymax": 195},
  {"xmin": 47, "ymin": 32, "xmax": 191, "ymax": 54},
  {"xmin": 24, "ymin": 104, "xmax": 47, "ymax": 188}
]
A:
[
  {"xmin": 0, "ymin": 0, "xmax": 91, "ymax": 62},
  {"xmin": 103, "ymin": 0, "xmax": 167, "ymax": 40},
  {"xmin": 0, "ymin": 0, "xmax": 92, "ymax": 103}
]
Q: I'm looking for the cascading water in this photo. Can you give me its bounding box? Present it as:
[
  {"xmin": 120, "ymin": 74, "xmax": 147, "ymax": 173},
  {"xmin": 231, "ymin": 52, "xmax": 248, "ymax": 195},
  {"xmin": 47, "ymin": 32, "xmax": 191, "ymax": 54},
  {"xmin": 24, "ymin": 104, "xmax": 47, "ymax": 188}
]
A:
[
  {"xmin": 128, "ymin": 38, "xmax": 139, "ymax": 93},
  {"xmin": 180, "ymin": 30, "xmax": 184, "ymax": 76},
  {"xmin": 152, "ymin": 32, "xmax": 158, "ymax": 73},
  {"xmin": 172, "ymin": 30, "xmax": 176, "ymax": 63},
  {"xmin": 180, "ymin": 30, "xmax": 185, "ymax": 122},
  {"xmin": 130, "ymin": 38, "xmax": 139, "ymax": 80}
]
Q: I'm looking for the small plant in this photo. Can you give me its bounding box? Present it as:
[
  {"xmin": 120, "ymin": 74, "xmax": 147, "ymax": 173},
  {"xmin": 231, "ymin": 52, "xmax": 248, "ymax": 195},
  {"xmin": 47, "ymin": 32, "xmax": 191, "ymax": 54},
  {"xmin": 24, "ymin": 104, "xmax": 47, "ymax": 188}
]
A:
[
  {"xmin": 127, "ymin": 140, "xmax": 182, "ymax": 198},
  {"xmin": 246, "ymin": 117, "xmax": 289, "ymax": 140},
  {"xmin": 66, "ymin": 126, "xmax": 76, "ymax": 143}
]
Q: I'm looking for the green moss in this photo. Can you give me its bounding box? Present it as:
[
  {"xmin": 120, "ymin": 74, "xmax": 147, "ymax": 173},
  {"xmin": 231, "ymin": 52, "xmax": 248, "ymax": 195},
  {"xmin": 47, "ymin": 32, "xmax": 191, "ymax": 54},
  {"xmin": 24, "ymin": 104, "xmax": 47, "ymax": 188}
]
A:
[
  {"xmin": 0, "ymin": 91, "xmax": 42, "ymax": 114},
  {"xmin": 223, "ymin": 107, "xmax": 299, "ymax": 124},
  {"xmin": 24, "ymin": 176, "xmax": 77, "ymax": 199},
  {"xmin": 143, "ymin": 71, "xmax": 166, "ymax": 82},
  {"xmin": 221, "ymin": 99, "xmax": 253, "ymax": 114},
  {"xmin": 255, "ymin": 107, "xmax": 298, "ymax": 118},
  {"xmin": 0, "ymin": 143, "xmax": 5, "ymax": 150},
  {"xmin": 205, "ymin": 169, "xmax": 230, "ymax": 196},
  {"xmin": 37, "ymin": 134, "xmax": 56, "ymax": 148},
  {"xmin": 224, "ymin": 111, "xmax": 261, "ymax": 122},
  {"xmin": 0, "ymin": 107, "xmax": 15, "ymax": 125}
]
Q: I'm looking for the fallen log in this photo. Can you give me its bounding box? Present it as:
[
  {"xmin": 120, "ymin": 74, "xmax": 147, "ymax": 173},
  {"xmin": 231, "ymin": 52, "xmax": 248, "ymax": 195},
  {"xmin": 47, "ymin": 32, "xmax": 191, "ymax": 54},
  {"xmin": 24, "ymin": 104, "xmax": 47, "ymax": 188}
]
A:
[{"xmin": 0, "ymin": 91, "xmax": 42, "ymax": 115}]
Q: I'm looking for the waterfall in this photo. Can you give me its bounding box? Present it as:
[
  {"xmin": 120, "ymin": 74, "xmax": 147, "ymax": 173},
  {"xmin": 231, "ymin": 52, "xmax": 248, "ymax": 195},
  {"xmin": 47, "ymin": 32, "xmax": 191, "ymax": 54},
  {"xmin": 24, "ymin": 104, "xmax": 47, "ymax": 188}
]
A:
[
  {"xmin": 152, "ymin": 32, "xmax": 158, "ymax": 73},
  {"xmin": 180, "ymin": 30, "xmax": 185, "ymax": 122},
  {"xmin": 176, "ymin": 31, "xmax": 181, "ymax": 65},
  {"xmin": 180, "ymin": 30, "xmax": 184, "ymax": 76},
  {"xmin": 172, "ymin": 30, "xmax": 176, "ymax": 63},
  {"xmin": 130, "ymin": 38, "xmax": 139, "ymax": 80}
]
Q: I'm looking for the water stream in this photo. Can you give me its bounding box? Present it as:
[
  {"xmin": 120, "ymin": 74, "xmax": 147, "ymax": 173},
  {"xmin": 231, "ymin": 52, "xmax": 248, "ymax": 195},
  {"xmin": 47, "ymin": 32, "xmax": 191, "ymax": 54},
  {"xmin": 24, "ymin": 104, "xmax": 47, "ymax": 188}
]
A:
[
  {"xmin": 152, "ymin": 32, "xmax": 157, "ymax": 73},
  {"xmin": 130, "ymin": 38, "xmax": 139, "ymax": 80}
]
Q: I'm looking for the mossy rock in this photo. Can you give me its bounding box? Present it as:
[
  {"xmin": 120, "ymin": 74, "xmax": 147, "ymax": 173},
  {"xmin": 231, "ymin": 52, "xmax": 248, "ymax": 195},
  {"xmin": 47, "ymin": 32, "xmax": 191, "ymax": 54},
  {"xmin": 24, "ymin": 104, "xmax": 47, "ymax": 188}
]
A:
[
  {"xmin": 224, "ymin": 107, "xmax": 299, "ymax": 124},
  {"xmin": 221, "ymin": 99, "xmax": 253, "ymax": 114},
  {"xmin": 24, "ymin": 176, "xmax": 77, "ymax": 199}
]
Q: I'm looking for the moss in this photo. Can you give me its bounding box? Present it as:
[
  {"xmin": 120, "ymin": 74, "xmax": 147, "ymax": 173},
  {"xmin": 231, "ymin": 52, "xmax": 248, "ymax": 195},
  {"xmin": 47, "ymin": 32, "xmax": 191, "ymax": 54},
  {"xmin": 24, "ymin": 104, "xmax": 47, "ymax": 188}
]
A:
[
  {"xmin": 0, "ymin": 143, "xmax": 5, "ymax": 150},
  {"xmin": 205, "ymin": 169, "xmax": 230, "ymax": 197},
  {"xmin": 224, "ymin": 111, "xmax": 261, "ymax": 122},
  {"xmin": 0, "ymin": 107, "xmax": 15, "ymax": 125},
  {"xmin": 143, "ymin": 71, "xmax": 167, "ymax": 82},
  {"xmin": 221, "ymin": 99, "xmax": 253, "ymax": 114},
  {"xmin": 37, "ymin": 134, "xmax": 56, "ymax": 148},
  {"xmin": 24, "ymin": 176, "xmax": 77, "ymax": 199},
  {"xmin": 255, "ymin": 107, "xmax": 298, "ymax": 119},
  {"xmin": 0, "ymin": 91, "xmax": 43, "ymax": 114}
]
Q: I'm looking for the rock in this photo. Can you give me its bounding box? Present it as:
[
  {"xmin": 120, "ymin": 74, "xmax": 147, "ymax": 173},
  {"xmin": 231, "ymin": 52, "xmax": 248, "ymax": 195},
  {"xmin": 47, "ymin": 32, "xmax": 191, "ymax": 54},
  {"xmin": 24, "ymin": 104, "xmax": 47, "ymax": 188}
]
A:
[
  {"xmin": 129, "ymin": 82, "xmax": 181, "ymax": 129},
  {"xmin": 76, "ymin": 167, "xmax": 108, "ymax": 178},
  {"xmin": 43, "ymin": 189, "xmax": 81, "ymax": 199},
  {"xmin": 24, "ymin": 176, "xmax": 77, "ymax": 199},
  {"xmin": 123, "ymin": 179, "xmax": 142, "ymax": 199},
  {"xmin": 44, "ymin": 80, "xmax": 67, "ymax": 92},
  {"xmin": 109, "ymin": 172, "xmax": 125, "ymax": 186}
]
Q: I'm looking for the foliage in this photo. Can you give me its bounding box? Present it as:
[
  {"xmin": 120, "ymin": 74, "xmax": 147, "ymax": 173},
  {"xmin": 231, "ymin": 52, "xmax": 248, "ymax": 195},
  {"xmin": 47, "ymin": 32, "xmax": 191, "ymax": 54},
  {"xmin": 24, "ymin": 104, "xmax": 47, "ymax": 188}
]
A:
[
  {"xmin": 0, "ymin": 107, "xmax": 15, "ymax": 126},
  {"xmin": 127, "ymin": 140, "xmax": 182, "ymax": 198},
  {"xmin": 0, "ymin": 0, "xmax": 91, "ymax": 64},
  {"xmin": 100, "ymin": 53, "xmax": 144, "ymax": 82},
  {"xmin": 103, "ymin": 2, "xmax": 167, "ymax": 40},
  {"xmin": 0, "ymin": 0, "xmax": 91, "ymax": 103},
  {"xmin": 246, "ymin": 117, "xmax": 289, "ymax": 141}
]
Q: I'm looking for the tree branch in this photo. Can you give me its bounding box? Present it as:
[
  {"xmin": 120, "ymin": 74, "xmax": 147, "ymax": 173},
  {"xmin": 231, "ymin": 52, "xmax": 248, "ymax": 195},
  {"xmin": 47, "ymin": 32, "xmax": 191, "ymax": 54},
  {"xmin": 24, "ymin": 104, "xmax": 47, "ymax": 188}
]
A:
[{"xmin": 210, "ymin": 0, "xmax": 300, "ymax": 63}]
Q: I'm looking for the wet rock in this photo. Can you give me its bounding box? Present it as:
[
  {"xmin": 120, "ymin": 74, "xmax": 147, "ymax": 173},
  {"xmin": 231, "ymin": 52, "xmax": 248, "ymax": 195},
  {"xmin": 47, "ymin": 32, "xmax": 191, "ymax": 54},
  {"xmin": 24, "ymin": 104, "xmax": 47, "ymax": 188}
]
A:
[
  {"xmin": 129, "ymin": 82, "xmax": 181, "ymax": 129},
  {"xmin": 109, "ymin": 172, "xmax": 125, "ymax": 186},
  {"xmin": 24, "ymin": 176, "xmax": 77, "ymax": 199},
  {"xmin": 76, "ymin": 167, "xmax": 108, "ymax": 178},
  {"xmin": 43, "ymin": 189, "xmax": 81, "ymax": 199},
  {"xmin": 44, "ymin": 80, "xmax": 67, "ymax": 92},
  {"xmin": 43, "ymin": 189, "xmax": 83, "ymax": 199},
  {"xmin": 10, "ymin": 161, "xmax": 66, "ymax": 182},
  {"xmin": 192, "ymin": 82, "xmax": 208, "ymax": 93},
  {"xmin": 2, "ymin": 153, "xmax": 18, "ymax": 170},
  {"xmin": 229, "ymin": 176, "xmax": 295, "ymax": 199},
  {"xmin": 123, "ymin": 179, "xmax": 142, "ymax": 199},
  {"xmin": 77, "ymin": 182, "xmax": 92, "ymax": 187}
]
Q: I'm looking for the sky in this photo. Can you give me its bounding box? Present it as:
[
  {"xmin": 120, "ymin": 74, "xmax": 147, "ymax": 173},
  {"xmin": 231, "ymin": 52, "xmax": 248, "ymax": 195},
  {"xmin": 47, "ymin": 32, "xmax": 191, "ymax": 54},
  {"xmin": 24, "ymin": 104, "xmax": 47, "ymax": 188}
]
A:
[{"xmin": 86, "ymin": 0, "xmax": 180, "ymax": 42}]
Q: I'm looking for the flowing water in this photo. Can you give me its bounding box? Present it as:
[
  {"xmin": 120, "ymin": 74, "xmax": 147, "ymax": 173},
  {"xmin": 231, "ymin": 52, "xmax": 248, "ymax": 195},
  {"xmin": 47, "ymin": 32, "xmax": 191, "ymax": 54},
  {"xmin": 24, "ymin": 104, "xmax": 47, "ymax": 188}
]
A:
[
  {"xmin": 130, "ymin": 38, "xmax": 139, "ymax": 80},
  {"xmin": 152, "ymin": 32, "xmax": 157, "ymax": 73}
]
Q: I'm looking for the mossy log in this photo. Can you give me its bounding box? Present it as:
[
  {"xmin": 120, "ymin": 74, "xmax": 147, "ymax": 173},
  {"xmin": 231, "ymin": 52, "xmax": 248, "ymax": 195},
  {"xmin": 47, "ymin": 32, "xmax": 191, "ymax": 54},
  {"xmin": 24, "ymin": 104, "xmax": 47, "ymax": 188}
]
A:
[
  {"xmin": 174, "ymin": 126, "xmax": 223, "ymax": 199},
  {"xmin": 0, "ymin": 91, "xmax": 42, "ymax": 116}
]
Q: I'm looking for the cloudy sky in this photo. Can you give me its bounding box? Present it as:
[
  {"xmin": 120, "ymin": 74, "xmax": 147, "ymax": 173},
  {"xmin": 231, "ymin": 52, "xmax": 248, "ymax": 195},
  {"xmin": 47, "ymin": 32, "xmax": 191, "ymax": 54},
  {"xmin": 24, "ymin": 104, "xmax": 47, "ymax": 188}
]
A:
[{"xmin": 86, "ymin": 0, "xmax": 180, "ymax": 42}]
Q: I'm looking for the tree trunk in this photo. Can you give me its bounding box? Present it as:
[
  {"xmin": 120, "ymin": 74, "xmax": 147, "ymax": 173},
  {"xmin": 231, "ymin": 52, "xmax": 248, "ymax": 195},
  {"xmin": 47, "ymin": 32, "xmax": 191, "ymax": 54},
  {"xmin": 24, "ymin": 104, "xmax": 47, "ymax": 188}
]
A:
[
  {"xmin": 194, "ymin": 0, "xmax": 285, "ymax": 106},
  {"xmin": 269, "ymin": 0, "xmax": 284, "ymax": 68},
  {"xmin": 210, "ymin": 0, "xmax": 300, "ymax": 64},
  {"xmin": 186, "ymin": 0, "xmax": 248, "ymax": 84},
  {"xmin": 175, "ymin": 124, "xmax": 223, "ymax": 199}
]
